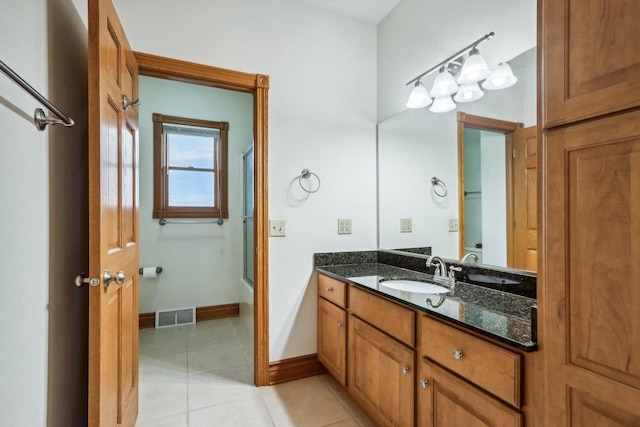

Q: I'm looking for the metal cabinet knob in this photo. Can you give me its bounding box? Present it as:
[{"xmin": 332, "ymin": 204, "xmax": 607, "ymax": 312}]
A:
[
  {"xmin": 325, "ymin": 287, "xmax": 334, "ymax": 292},
  {"xmin": 401, "ymin": 366, "xmax": 410, "ymax": 375},
  {"xmin": 104, "ymin": 269, "xmax": 126, "ymax": 288},
  {"xmin": 337, "ymin": 322, "xmax": 343, "ymax": 329},
  {"xmin": 453, "ymin": 349, "xmax": 464, "ymax": 360},
  {"xmin": 419, "ymin": 380, "xmax": 429, "ymax": 389}
]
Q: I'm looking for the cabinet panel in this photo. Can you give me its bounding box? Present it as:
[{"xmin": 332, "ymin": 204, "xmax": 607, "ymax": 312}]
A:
[
  {"xmin": 350, "ymin": 286, "xmax": 415, "ymax": 347},
  {"xmin": 542, "ymin": 111, "xmax": 640, "ymax": 425},
  {"xmin": 349, "ymin": 316, "xmax": 414, "ymax": 427},
  {"xmin": 542, "ymin": 0, "xmax": 640, "ymax": 127},
  {"xmin": 318, "ymin": 274, "xmax": 347, "ymax": 308},
  {"xmin": 420, "ymin": 316, "xmax": 521, "ymax": 407},
  {"xmin": 317, "ymin": 298, "xmax": 347, "ymax": 385},
  {"xmin": 417, "ymin": 358, "xmax": 522, "ymax": 427}
]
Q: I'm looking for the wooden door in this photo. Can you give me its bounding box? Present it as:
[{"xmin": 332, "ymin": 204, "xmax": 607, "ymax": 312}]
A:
[
  {"xmin": 317, "ymin": 298, "xmax": 347, "ymax": 386},
  {"xmin": 417, "ymin": 358, "xmax": 522, "ymax": 427},
  {"xmin": 511, "ymin": 125, "xmax": 537, "ymax": 271},
  {"xmin": 88, "ymin": 0, "xmax": 140, "ymax": 425},
  {"xmin": 348, "ymin": 316, "xmax": 414, "ymax": 427},
  {"xmin": 541, "ymin": 111, "xmax": 640, "ymax": 425},
  {"xmin": 542, "ymin": 0, "xmax": 640, "ymax": 128}
]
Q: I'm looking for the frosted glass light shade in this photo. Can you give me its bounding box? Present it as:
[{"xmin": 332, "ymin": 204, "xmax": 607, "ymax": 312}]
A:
[
  {"xmin": 454, "ymin": 83, "xmax": 484, "ymax": 103},
  {"xmin": 429, "ymin": 70, "xmax": 458, "ymax": 97},
  {"xmin": 430, "ymin": 95, "xmax": 456, "ymax": 113},
  {"xmin": 406, "ymin": 81, "xmax": 432, "ymax": 108},
  {"xmin": 458, "ymin": 50, "xmax": 491, "ymax": 84},
  {"xmin": 482, "ymin": 63, "xmax": 518, "ymax": 90}
]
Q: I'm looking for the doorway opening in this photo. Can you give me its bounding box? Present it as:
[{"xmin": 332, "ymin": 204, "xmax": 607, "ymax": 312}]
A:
[
  {"xmin": 457, "ymin": 112, "xmax": 537, "ymax": 271},
  {"xmin": 135, "ymin": 52, "xmax": 270, "ymax": 386}
]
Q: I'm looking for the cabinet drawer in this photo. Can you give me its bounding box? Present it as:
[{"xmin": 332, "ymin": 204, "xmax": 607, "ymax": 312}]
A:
[
  {"xmin": 318, "ymin": 274, "xmax": 347, "ymax": 308},
  {"xmin": 350, "ymin": 286, "xmax": 415, "ymax": 347},
  {"xmin": 420, "ymin": 316, "xmax": 521, "ymax": 407}
]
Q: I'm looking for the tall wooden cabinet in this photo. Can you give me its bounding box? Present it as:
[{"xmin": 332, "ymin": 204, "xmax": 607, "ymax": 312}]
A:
[{"xmin": 540, "ymin": 0, "xmax": 640, "ymax": 424}]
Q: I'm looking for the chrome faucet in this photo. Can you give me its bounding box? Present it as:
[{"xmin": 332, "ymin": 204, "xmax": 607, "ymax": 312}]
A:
[
  {"xmin": 426, "ymin": 256, "xmax": 448, "ymax": 281},
  {"xmin": 460, "ymin": 253, "xmax": 479, "ymax": 264}
]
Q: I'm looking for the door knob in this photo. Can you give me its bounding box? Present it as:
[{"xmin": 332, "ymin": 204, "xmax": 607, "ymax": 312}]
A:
[
  {"xmin": 122, "ymin": 95, "xmax": 140, "ymax": 111},
  {"xmin": 104, "ymin": 269, "xmax": 126, "ymax": 288},
  {"xmin": 75, "ymin": 274, "xmax": 100, "ymax": 288}
]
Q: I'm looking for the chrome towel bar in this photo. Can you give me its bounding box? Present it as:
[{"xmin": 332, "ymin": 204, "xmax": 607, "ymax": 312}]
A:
[{"xmin": 0, "ymin": 60, "xmax": 75, "ymax": 131}]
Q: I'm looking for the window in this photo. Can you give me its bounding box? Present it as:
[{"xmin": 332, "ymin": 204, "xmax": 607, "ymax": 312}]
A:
[{"xmin": 153, "ymin": 113, "xmax": 229, "ymax": 219}]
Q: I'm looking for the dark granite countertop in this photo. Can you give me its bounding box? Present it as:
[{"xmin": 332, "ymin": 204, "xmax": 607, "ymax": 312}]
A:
[{"xmin": 316, "ymin": 263, "xmax": 537, "ymax": 352}]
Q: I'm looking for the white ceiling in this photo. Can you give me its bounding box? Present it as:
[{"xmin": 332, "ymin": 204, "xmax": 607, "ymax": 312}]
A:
[{"xmin": 294, "ymin": 0, "xmax": 402, "ymax": 24}]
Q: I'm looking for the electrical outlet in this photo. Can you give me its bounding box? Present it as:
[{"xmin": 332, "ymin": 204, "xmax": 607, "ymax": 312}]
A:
[
  {"xmin": 269, "ymin": 219, "xmax": 286, "ymax": 237},
  {"xmin": 400, "ymin": 218, "xmax": 412, "ymax": 233},
  {"xmin": 338, "ymin": 219, "xmax": 352, "ymax": 235},
  {"xmin": 448, "ymin": 218, "xmax": 459, "ymax": 232}
]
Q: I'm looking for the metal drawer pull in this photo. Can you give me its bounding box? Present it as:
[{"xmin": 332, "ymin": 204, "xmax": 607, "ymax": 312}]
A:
[
  {"xmin": 453, "ymin": 349, "xmax": 464, "ymax": 360},
  {"xmin": 325, "ymin": 287, "xmax": 334, "ymax": 292},
  {"xmin": 401, "ymin": 366, "xmax": 410, "ymax": 375},
  {"xmin": 420, "ymin": 380, "xmax": 429, "ymax": 389},
  {"xmin": 337, "ymin": 322, "xmax": 343, "ymax": 328}
]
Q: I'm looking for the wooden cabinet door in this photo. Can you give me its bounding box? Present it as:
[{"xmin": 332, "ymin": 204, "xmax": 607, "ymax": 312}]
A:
[
  {"xmin": 541, "ymin": 111, "xmax": 640, "ymax": 426},
  {"xmin": 88, "ymin": 0, "xmax": 140, "ymax": 425},
  {"xmin": 417, "ymin": 358, "xmax": 522, "ymax": 427},
  {"xmin": 512, "ymin": 125, "xmax": 537, "ymax": 271},
  {"xmin": 318, "ymin": 298, "xmax": 347, "ymax": 385},
  {"xmin": 542, "ymin": 0, "xmax": 640, "ymax": 128},
  {"xmin": 349, "ymin": 316, "xmax": 414, "ymax": 427}
]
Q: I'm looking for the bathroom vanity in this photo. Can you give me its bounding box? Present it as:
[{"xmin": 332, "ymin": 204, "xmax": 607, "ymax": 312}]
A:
[{"xmin": 316, "ymin": 253, "xmax": 538, "ymax": 427}]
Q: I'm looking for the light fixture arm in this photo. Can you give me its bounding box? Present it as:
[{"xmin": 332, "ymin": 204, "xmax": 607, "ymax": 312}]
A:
[{"xmin": 405, "ymin": 32, "xmax": 494, "ymax": 86}]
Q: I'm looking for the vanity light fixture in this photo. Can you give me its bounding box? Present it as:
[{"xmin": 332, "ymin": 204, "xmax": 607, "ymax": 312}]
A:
[
  {"xmin": 482, "ymin": 62, "xmax": 518, "ymax": 90},
  {"xmin": 404, "ymin": 32, "xmax": 519, "ymax": 113},
  {"xmin": 457, "ymin": 47, "xmax": 492, "ymax": 84},
  {"xmin": 429, "ymin": 67, "xmax": 459, "ymax": 98},
  {"xmin": 454, "ymin": 82, "xmax": 484, "ymax": 103},
  {"xmin": 406, "ymin": 81, "xmax": 432, "ymax": 108}
]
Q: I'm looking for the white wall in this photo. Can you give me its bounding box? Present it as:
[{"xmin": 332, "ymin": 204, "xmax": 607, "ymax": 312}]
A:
[
  {"xmin": 1, "ymin": 0, "xmax": 88, "ymax": 425},
  {"xmin": 377, "ymin": 0, "xmax": 537, "ymax": 121},
  {"xmin": 113, "ymin": 0, "xmax": 378, "ymax": 361},
  {"xmin": 138, "ymin": 76, "xmax": 253, "ymax": 313}
]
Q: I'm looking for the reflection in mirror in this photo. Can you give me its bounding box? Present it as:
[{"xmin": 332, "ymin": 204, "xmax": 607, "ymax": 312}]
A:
[{"xmin": 377, "ymin": 47, "xmax": 536, "ymax": 271}]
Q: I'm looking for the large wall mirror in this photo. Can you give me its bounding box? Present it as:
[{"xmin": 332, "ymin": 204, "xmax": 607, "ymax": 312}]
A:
[{"xmin": 377, "ymin": 45, "xmax": 536, "ymax": 271}]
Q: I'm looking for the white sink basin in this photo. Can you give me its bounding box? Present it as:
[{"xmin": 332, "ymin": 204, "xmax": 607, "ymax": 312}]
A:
[{"xmin": 379, "ymin": 280, "xmax": 450, "ymax": 294}]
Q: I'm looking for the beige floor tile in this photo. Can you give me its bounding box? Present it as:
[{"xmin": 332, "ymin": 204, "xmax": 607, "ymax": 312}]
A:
[
  {"xmin": 187, "ymin": 327, "xmax": 240, "ymax": 351},
  {"xmin": 139, "ymin": 331, "xmax": 187, "ymax": 358},
  {"xmin": 188, "ymin": 364, "xmax": 259, "ymax": 410},
  {"xmin": 137, "ymin": 377, "xmax": 188, "ymax": 422},
  {"xmin": 189, "ymin": 396, "xmax": 274, "ymax": 427},
  {"xmin": 135, "ymin": 411, "xmax": 188, "ymax": 427},
  {"xmin": 323, "ymin": 419, "xmax": 361, "ymax": 427},
  {"xmin": 139, "ymin": 352, "xmax": 188, "ymax": 384},
  {"xmin": 320, "ymin": 375, "xmax": 377, "ymax": 427},
  {"xmin": 261, "ymin": 376, "xmax": 351, "ymax": 427},
  {"xmin": 188, "ymin": 343, "xmax": 247, "ymax": 375}
]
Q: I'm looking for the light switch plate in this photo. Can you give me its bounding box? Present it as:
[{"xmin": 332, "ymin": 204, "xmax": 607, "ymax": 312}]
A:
[
  {"xmin": 448, "ymin": 218, "xmax": 459, "ymax": 232},
  {"xmin": 338, "ymin": 219, "xmax": 352, "ymax": 235},
  {"xmin": 269, "ymin": 219, "xmax": 286, "ymax": 237},
  {"xmin": 400, "ymin": 218, "xmax": 412, "ymax": 233}
]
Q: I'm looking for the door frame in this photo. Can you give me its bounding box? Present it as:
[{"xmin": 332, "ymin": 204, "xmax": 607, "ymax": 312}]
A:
[
  {"xmin": 456, "ymin": 112, "xmax": 522, "ymax": 264},
  {"xmin": 134, "ymin": 52, "xmax": 270, "ymax": 386}
]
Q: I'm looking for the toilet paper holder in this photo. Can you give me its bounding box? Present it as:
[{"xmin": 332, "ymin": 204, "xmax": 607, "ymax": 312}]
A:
[{"xmin": 139, "ymin": 267, "xmax": 163, "ymax": 275}]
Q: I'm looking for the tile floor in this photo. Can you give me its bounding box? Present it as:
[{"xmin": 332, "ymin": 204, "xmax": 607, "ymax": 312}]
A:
[{"xmin": 137, "ymin": 317, "xmax": 376, "ymax": 427}]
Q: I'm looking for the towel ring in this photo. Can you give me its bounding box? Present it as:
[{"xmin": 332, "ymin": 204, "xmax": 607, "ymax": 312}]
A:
[
  {"xmin": 431, "ymin": 177, "xmax": 448, "ymax": 197},
  {"xmin": 298, "ymin": 169, "xmax": 321, "ymax": 193}
]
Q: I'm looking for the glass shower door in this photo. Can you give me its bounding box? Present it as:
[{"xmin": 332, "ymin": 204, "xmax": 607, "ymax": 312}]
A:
[{"xmin": 243, "ymin": 145, "xmax": 254, "ymax": 286}]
